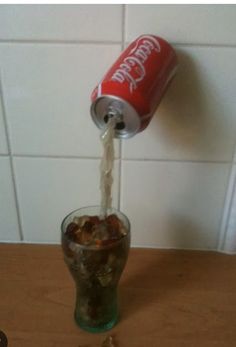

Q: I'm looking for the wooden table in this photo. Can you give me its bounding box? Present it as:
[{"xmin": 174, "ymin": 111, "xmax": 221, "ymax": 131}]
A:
[{"xmin": 0, "ymin": 244, "xmax": 236, "ymax": 347}]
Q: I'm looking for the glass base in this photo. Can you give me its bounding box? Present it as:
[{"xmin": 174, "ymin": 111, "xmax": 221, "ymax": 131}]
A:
[{"xmin": 74, "ymin": 312, "xmax": 118, "ymax": 333}]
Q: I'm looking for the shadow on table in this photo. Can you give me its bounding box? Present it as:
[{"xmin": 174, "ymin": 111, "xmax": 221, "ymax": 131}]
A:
[
  {"xmin": 119, "ymin": 221, "xmax": 214, "ymax": 321},
  {"xmin": 119, "ymin": 249, "xmax": 185, "ymax": 320}
]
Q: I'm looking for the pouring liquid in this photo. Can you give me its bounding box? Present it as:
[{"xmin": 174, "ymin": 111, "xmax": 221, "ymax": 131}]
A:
[{"xmin": 99, "ymin": 117, "xmax": 116, "ymax": 218}]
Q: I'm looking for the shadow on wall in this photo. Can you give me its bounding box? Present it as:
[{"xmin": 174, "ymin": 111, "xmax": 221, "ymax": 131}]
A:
[
  {"xmin": 154, "ymin": 48, "xmax": 229, "ymax": 159},
  {"xmin": 147, "ymin": 48, "xmax": 228, "ymax": 250},
  {"xmin": 166, "ymin": 215, "xmax": 215, "ymax": 250}
]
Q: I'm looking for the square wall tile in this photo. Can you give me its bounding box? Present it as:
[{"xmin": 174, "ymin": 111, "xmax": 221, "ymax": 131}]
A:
[
  {"xmin": 123, "ymin": 46, "xmax": 236, "ymax": 162},
  {"xmin": 0, "ymin": 43, "xmax": 121, "ymax": 157},
  {"xmin": 126, "ymin": 5, "xmax": 236, "ymax": 45},
  {"xmin": 14, "ymin": 157, "xmax": 119, "ymax": 242},
  {"xmin": 0, "ymin": 157, "xmax": 20, "ymax": 241},
  {"xmin": 121, "ymin": 161, "xmax": 230, "ymax": 249},
  {"xmin": 0, "ymin": 5, "xmax": 122, "ymax": 41},
  {"xmin": 0, "ymin": 92, "xmax": 8, "ymax": 154}
]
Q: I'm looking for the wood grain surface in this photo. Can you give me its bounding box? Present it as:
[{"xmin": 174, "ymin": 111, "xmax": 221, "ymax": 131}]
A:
[{"xmin": 0, "ymin": 244, "xmax": 236, "ymax": 347}]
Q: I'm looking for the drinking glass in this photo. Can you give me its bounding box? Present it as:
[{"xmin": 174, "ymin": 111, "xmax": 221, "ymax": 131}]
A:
[{"xmin": 61, "ymin": 206, "xmax": 130, "ymax": 333}]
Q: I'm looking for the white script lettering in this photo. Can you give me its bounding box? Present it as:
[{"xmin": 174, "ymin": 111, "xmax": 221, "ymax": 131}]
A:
[{"xmin": 111, "ymin": 36, "xmax": 161, "ymax": 92}]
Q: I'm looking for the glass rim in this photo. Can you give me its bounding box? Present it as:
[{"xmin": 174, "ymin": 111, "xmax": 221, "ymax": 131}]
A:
[{"xmin": 61, "ymin": 205, "xmax": 130, "ymax": 250}]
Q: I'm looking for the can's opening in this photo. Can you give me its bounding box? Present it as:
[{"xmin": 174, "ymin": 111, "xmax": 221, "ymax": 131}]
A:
[
  {"xmin": 115, "ymin": 121, "xmax": 125, "ymax": 130},
  {"xmin": 103, "ymin": 114, "xmax": 125, "ymax": 131},
  {"xmin": 103, "ymin": 114, "xmax": 109, "ymax": 123}
]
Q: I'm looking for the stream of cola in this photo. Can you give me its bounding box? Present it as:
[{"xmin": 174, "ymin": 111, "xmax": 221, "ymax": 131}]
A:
[{"xmin": 99, "ymin": 117, "xmax": 116, "ymax": 218}]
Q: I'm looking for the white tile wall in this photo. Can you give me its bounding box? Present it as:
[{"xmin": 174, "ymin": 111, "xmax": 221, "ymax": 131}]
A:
[
  {"xmin": 219, "ymin": 164, "xmax": 236, "ymax": 253},
  {"xmin": 0, "ymin": 5, "xmax": 122, "ymax": 41},
  {"xmin": 123, "ymin": 46, "xmax": 236, "ymax": 162},
  {"xmin": 222, "ymin": 164, "xmax": 236, "ymax": 253},
  {"xmin": 0, "ymin": 157, "xmax": 20, "ymax": 241},
  {"xmin": 0, "ymin": 43, "xmax": 121, "ymax": 157},
  {"xmin": 126, "ymin": 5, "xmax": 236, "ymax": 45},
  {"xmin": 13, "ymin": 158, "xmax": 119, "ymax": 242},
  {"xmin": 121, "ymin": 161, "xmax": 230, "ymax": 249},
  {"xmin": 0, "ymin": 5, "xmax": 236, "ymax": 252},
  {"xmin": 0, "ymin": 90, "xmax": 8, "ymax": 154}
]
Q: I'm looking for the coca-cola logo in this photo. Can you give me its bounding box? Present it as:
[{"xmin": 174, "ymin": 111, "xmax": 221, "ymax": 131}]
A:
[{"xmin": 111, "ymin": 35, "xmax": 161, "ymax": 93}]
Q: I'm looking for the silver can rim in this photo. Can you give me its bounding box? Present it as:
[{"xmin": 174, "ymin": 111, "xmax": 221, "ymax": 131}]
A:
[{"xmin": 90, "ymin": 94, "xmax": 141, "ymax": 139}]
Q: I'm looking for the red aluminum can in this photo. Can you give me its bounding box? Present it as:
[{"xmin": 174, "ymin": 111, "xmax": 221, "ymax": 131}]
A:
[{"xmin": 90, "ymin": 34, "xmax": 178, "ymax": 138}]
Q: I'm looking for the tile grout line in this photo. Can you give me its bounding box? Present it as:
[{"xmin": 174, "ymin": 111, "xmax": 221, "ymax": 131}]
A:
[
  {"xmin": 0, "ymin": 39, "xmax": 236, "ymax": 49},
  {"xmin": 173, "ymin": 42, "xmax": 236, "ymax": 49},
  {"xmin": 0, "ymin": 39, "xmax": 122, "ymax": 45},
  {"xmin": 8, "ymin": 153, "xmax": 231, "ymax": 165},
  {"xmin": 13, "ymin": 154, "xmax": 103, "ymax": 160},
  {"xmin": 0, "ymin": 72, "xmax": 24, "ymax": 241},
  {"xmin": 117, "ymin": 4, "xmax": 126, "ymax": 212},
  {"xmin": 122, "ymin": 158, "xmax": 230, "ymax": 164}
]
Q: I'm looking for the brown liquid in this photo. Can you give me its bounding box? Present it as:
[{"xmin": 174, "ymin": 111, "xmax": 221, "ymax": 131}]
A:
[{"xmin": 99, "ymin": 118, "xmax": 116, "ymax": 218}]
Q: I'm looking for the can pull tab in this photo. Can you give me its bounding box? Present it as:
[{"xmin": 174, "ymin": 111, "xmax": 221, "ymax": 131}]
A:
[{"xmin": 103, "ymin": 105, "xmax": 125, "ymax": 131}]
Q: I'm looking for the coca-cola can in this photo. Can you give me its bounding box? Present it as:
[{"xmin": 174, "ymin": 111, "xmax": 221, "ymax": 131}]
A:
[{"xmin": 90, "ymin": 34, "xmax": 178, "ymax": 139}]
